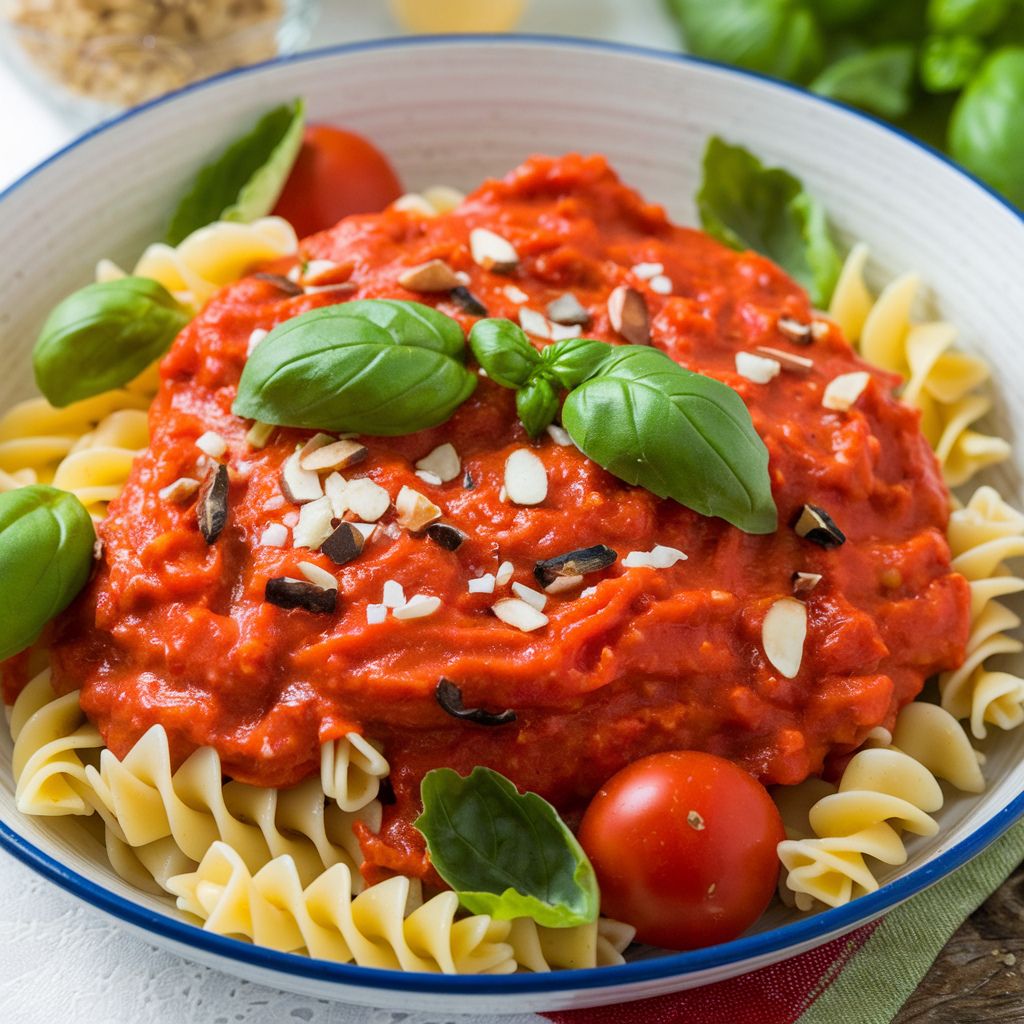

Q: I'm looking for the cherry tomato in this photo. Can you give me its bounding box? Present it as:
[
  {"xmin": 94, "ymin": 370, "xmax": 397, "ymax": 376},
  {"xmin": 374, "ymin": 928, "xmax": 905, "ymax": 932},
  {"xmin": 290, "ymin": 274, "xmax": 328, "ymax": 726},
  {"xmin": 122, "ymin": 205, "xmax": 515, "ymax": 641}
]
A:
[
  {"xmin": 272, "ymin": 125, "xmax": 403, "ymax": 237},
  {"xmin": 578, "ymin": 751, "xmax": 784, "ymax": 950}
]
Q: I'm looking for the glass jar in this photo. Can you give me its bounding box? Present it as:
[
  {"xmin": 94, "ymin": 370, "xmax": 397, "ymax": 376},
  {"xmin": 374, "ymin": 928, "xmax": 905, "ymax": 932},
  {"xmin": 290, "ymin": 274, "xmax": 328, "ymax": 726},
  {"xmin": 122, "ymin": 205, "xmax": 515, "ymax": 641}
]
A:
[{"xmin": 2, "ymin": 0, "xmax": 317, "ymax": 121}]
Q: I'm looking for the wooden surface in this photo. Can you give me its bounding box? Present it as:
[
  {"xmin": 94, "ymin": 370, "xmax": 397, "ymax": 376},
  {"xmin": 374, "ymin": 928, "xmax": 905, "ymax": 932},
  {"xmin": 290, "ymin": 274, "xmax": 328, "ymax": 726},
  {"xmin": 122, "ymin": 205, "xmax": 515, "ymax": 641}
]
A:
[{"xmin": 895, "ymin": 861, "xmax": 1024, "ymax": 1022}]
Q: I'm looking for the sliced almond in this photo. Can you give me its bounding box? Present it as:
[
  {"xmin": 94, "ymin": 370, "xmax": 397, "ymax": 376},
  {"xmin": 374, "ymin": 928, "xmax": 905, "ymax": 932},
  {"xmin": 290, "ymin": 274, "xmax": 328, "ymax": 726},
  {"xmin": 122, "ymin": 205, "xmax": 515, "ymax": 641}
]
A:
[
  {"xmin": 822, "ymin": 371, "xmax": 870, "ymax": 411},
  {"xmin": 344, "ymin": 478, "xmax": 391, "ymax": 522},
  {"xmin": 260, "ymin": 523, "xmax": 289, "ymax": 547},
  {"xmin": 492, "ymin": 598, "xmax": 548, "ymax": 632},
  {"xmin": 247, "ymin": 328, "xmax": 268, "ymax": 356},
  {"xmin": 398, "ymin": 259, "xmax": 460, "ymax": 292},
  {"xmin": 281, "ymin": 448, "xmax": 323, "ymax": 503},
  {"xmin": 393, "ymin": 594, "xmax": 442, "ymax": 620},
  {"xmin": 631, "ymin": 262, "xmax": 663, "ymax": 280},
  {"xmin": 299, "ymin": 433, "xmax": 336, "ymax": 462},
  {"xmin": 754, "ymin": 346, "xmax": 814, "ymax": 373},
  {"xmin": 518, "ymin": 307, "xmax": 552, "ymax": 339},
  {"xmin": 607, "ymin": 285, "xmax": 649, "ymax": 346},
  {"xmin": 395, "ymin": 485, "xmax": 442, "ymax": 532},
  {"xmin": 469, "ymin": 573, "xmax": 496, "ymax": 594},
  {"xmin": 546, "ymin": 424, "xmax": 573, "ymax": 446},
  {"xmin": 648, "ymin": 274, "xmax": 673, "ymax": 295},
  {"xmin": 415, "ymin": 443, "xmax": 461, "ymax": 483},
  {"xmin": 546, "ymin": 292, "xmax": 591, "ymax": 326},
  {"xmin": 504, "ymin": 284, "xmax": 530, "ymax": 303},
  {"xmin": 504, "ymin": 449, "xmax": 547, "ymax": 506},
  {"xmin": 324, "ymin": 472, "xmax": 348, "ymax": 518},
  {"xmin": 293, "ymin": 496, "xmax": 335, "ymax": 549},
  {"xmin": 196, "ymin": 431, "xmax": 227, "ymax": 458},
  {"xmin": 511, "ymin": 581, "xmax": 547, "ymax": 611},
  {"xmin": 735, "ymin": 352, "xmax": 781, "ymax": 384},
  {"xmin": 544, "ymin": 574, "xmax": 585, "ymax": 594},
  {"xmin": 792, "ymin": 571, "xmax": 822, "ymax": 595},
  {"xmin": 762, "ymin": 597, "xmax": 807, "ymax": 678},
  {"xmin": 495, "ymin": 560, "xmax": 514, "ymax": 586},
  {"xmin": 470, "ymin": 228, "xmax": 519, "ymax": 273},
  {"xmin": 777, "ymin": 317, "xmax": 813, "ymax": 344},
  {"xmin": 298, "ymin": 561, "xmax": 339, "ymax": 591},
  {"xmin": 159, "ymin": 477, "xmax": 200, "ymax": 503},
  {"xmin": 382, "ymin": 580, "xmax": 406, "ymax": 608},
  {"xmin": 301, "ymin": 439, "xmax": 369, "ymax": 473}
]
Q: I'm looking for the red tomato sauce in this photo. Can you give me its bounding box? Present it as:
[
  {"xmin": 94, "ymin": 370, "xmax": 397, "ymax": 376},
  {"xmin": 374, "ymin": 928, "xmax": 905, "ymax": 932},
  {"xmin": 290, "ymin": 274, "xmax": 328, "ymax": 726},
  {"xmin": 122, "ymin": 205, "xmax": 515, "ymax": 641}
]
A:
[{"xmin": 45, "ymin": 155, "xmax": 968, "ymax": 882}]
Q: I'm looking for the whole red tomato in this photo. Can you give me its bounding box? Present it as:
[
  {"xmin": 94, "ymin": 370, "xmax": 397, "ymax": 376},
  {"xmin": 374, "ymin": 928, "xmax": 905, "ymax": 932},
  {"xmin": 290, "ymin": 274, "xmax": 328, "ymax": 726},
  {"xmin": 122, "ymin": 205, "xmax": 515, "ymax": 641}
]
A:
[
  {"xmin": 578, "ymin": 751, "xmax": 784, "ymax": 950},
  {"xmin": 272, "ymin": 125, "xmax": 403, "ymax": 237}
]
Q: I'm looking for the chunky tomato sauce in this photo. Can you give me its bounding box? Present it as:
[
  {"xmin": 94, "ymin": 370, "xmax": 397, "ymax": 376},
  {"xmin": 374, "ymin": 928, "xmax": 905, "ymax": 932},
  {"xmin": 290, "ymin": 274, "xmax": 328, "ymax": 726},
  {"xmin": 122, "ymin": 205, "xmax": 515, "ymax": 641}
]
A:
[{"xmin": 47, "ymin": 155, "xmax": 968, "ymax": 881}]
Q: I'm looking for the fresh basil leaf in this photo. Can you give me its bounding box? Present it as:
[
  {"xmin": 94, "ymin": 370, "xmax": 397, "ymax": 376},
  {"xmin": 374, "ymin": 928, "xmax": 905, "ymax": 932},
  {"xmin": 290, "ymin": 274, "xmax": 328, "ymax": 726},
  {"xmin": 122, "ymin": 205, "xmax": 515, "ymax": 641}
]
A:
[
  {"xmin": 165, "ymin": 99, "xmax": 305, "ymax": 246},
  {"xmin": 927, "ymin": 0, "xmax": 1010, "ymax": 35},
  {"xmin": 516, "ymin": 377, "xmax": 560, "ymax": 437},
  {"xmin": 808, "ymin": 0, "xmax": 885, "ymax": 28},
  {"xmin": 468, "ymin": 319, "xmax": 541, "ymax": 388},
  {"xmin": 561, "ymin": 347, "xmax": 777, "ymax": 534},
  {"xmin": 414, "ymin": 766, "xmax": 599, "ymax": 928},
  {"xmin": 810, "ymin": 44, "xmax": 917, "ymax": 117},
  {"xmin": 667, "ymin": 0, "xmax": 825, "ymax": 81},
  {"xmin": 0, "ymin": 486, "xmax": 95, "ymax": 661},
  {"xmin": 920, "ymin": 33, "xmax": 986, "ymax": 92},
  {"xmin": 233, "ymin": 299, "xmax": 477, "ymax": 435},
  {"xmin": 541, "ymin": 337, "xmax": 615, "ymax": 389},
  {"xmin": 698, "ymin": 136, "xmax": 842, "ymax": 308},
  {"xmin": 33, "ymin": 277, "xmax": 189, "ymax": 407},
  {"xmin": 950, "ymin": 47, "xmax": 1024, "ymax": 207}
]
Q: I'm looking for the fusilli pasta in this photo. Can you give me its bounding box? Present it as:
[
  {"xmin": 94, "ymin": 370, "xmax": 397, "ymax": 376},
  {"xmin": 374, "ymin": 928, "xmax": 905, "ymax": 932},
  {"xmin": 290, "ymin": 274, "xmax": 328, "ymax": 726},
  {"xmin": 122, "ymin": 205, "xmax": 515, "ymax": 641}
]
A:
[{"xmin": 828, "ymin": 244, "xmax": 1009, "ymax": 486}]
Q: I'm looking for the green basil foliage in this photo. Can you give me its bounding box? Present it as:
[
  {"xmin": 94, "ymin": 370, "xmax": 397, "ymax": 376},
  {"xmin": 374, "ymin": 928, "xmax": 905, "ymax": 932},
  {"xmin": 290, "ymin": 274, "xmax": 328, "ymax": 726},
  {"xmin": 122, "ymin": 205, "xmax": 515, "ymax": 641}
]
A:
[
  {"xmin": 697, "ymin": 137, "xmax": 842, "ymax": 308},
  {"xmin": 950, "ymin": 47, "xmax": 1024, "ymax": 206},
  {"xmin": 165, "ymin": 99, "xmax": 305, "ymax": 245},
  {"xmin": 33, "ymin": 277, "xmax": 189, "ymax": 407},
  {"xmin": 414, "ymin": 767, "xmax": 599, "ymax": 928},
  {"xmin": 0, "ymin": 486, "xmax": 96, "ymax": 661},
  {"xmin": 466, "ymin": 317, "xmax": 541, "ymax": 388},
  {"xmin": 539, "ymin": 337, "xmax": 616, "ymax": 389},
  {"xmin": 562, "ymin": 347, "xmax": 777, "ymax": 534},
  {"xmin": 666, "ymin": 0, "xmax": 1024, "ymax": 208},
  {"xmin": 233, "ymin": 299, "xmax": 477, "ymax": 435}
]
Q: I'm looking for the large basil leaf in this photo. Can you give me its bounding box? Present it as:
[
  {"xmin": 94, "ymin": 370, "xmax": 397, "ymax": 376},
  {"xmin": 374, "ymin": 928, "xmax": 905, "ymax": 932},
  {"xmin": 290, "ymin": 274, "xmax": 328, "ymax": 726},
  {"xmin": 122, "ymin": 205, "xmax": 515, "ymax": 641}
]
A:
[
  {"xmin": 468, "ymin": 318, "xmax": 541, "ymax": 388},
  {"xmin": 414, "ymin": 767, "xmax": 599, "ymax": 928},
  {"xmin": 698, "ymin": 137, "xmax": 843, "ymax": 308},
  {"xmin": 233, "ymin": 299, "xmax": 477, "ymax": 435},
  {"xmin": 0, "ymin": 486, "xmax": 96, "ymax": 661},
  {"xmin": 33, "ymin": 277, "xmax": 189, "ymax": 407},
  {"xmin": 562, "ymin": 347, "xmax": 777, "ymax": 534},
  {"xmin": 165, "ymin": 99, "xmax": 305, "ymax": 246}
]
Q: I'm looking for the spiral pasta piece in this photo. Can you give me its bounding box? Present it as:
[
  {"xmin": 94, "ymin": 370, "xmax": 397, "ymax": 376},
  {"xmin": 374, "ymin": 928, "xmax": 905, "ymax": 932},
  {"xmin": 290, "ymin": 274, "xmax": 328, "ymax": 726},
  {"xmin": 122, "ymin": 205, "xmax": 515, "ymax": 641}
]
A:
[
  {"xmin": 320, "ymin": 733, "xmax": 391, "ymax": 813},
  {"xmin": 940, "ymin": 487, "xmax": 1024, "ymax": 737},
  {"xmin": 167, "ymin": 841, "xmax": 517, "ymax": 973},
  {"xmin": 97, "ymin": 216, "xmax": 298, "ymax": 311},
  {"xmin": 828, "ymin": 247, "xmax": 1007, "ymax": 485},
  {"xmin": 777, "ymin": 701, "xmax": 984, "ymax": 909}
]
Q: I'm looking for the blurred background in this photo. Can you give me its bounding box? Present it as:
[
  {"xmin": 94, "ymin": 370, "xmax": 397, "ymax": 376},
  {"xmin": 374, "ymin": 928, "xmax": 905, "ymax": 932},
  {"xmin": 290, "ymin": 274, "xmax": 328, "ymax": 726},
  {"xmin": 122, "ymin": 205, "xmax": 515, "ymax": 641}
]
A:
[{"xmin": 1, "ymin": 0, "xmax": 1021, "ymax": 206}]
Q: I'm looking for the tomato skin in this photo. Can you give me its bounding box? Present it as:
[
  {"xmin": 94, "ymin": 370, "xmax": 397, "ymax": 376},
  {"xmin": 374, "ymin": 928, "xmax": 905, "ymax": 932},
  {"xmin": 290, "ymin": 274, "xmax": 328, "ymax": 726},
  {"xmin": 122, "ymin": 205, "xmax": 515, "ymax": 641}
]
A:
[
  {"xmin": 272, "ymin": 125, "xmax": 403, "ymax": 238},
  {"xmin": 578, "ymin": 751, "xmax": 785, "ymax": 950}
]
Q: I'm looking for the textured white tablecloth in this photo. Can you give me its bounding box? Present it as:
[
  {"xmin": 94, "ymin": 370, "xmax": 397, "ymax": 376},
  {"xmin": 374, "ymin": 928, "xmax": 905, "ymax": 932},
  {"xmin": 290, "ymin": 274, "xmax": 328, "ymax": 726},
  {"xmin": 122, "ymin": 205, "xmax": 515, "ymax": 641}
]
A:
[{"xmin": 0, "ymin": 4, "xmax": 678, "ymax": 1022}]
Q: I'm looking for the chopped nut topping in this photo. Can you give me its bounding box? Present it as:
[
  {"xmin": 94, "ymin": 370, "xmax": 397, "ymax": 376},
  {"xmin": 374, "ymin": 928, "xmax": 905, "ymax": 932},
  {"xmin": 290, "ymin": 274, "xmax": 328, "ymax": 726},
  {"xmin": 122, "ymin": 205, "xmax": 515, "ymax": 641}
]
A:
[
  {"xmin": 382, "ymin": 579, "xmax": 406, "ymax": 608},
  {"xmin": 265, "ymin": 577, "xmax": 337, "ymax": 613},
  {"xmin": 301, "ymin": 439, "xmax": 369, "ymax": 473},
  {"xmin": 298, "ymin": 561, "xmax": 339, "ymax": 591},
  {"xmin": 544, "ymin": 574, "xmax": 585, "ymax": 594},
  {"xmin": 822, "ymin": 371, "xmax": 870, "ymax": 411},
  {"xmin": 247, "ymin": 328, "xmax": 268, "ymax": 356},
  {"xmin": 398, "ymin": 259, "xmax": 460, "ymax": 292},
  {"xmin": 281, "ymin": 447, "xmax": 324, "ymax": 504},
  {"xmin": 393, "ymin": 594, "xmax": 442, "ymax": 620},
  {"xmin": 762, "ymin": 597, "xmax": 807, "ymax": 679},
  {"xmin": 195, "ymin": 431, "xmax": 227, "ymax": 458},
  {"xmin": 546, "ymin": 293, "xmax": 591, "ymax": 327},
  {"xmin": 535, "ymin": 545, "xmax": 617, "ymax": 587},
  {"xmin": 511, "ymin": 581, "xmax": 547, "ymax": 611},
  {"xmin": 321, "ymin": 521, "xmax": 365, "ymax": 566},
  {"xmin": 735, "ymin": 352, "xmax": 781, "ymax": 384},
  {"xmin": 793, "ymin": 504, "xmax": 846, "ymax": 548},
  {"xmin": 754, "ymin": 346, "xmax": 814, "ymax": 373},
  {"xmin": 519, "ymin": 307, "xmax": 552, "ymax": 339},
  {"xmin": 435, "ymin": 678, "xmax": 517, "ymax": 726},
  {"xmin": 607, "ymin": 285, "xmax": 650, "ymax": 345},
  {"xmin": 245, "ymin": 421, "xmax": 275, "ymax": 450},
  {"xmin": 196, "ymin": 464, "xmax": 229, "ymax": 544},
  {"xmin": 366, "ymin": 603, "xmax": 388, "ymax": 625},
  {"xmin": 252, "ymin": 273, "xmax": 303, "ymax": 296},
  {"xmin": 504, "ymin": 284, "xmax": 529, "ymax": 303},
  {"xmin": 415, "ymin": 443, "xmax": 461, "ymax": 483},
  {"xmin": 492, "ymin": 598, "xmax": 549, "ymax": 632},
  {"xmin": 648, "ymin": 274, "xmax": 673, "ymax": 295},
  {"xmin": 622, "ymin": 545, "xmax": 687, "ymax": 570},
  {"xmin": 792, "ymin": 571, "xmax": 823, "ymax": 595},
  {"xmin": 426, "ymin": 522, "xmax": 467, "ymax": 551},
  {"xmin": 449, "ymin": 286, "xmax": 487, "ymax": 316},
  {"xmin": 546, "ymin": 423, "xmax": 573, "ymax": 447},
  {"xmin": 293, "ymin": 496, "xmax": 335, "ymax": 549},
  {"xmin": 631, "ymin": 262, "xmax": 663, "ymax": 280},
  {"xmin": 395, "ymin": 485, "xmax": 442, "ymax": 532},
  {"xmin": 777, "ymin": 317, "xmax": 813, "ymax": 344},
  {"xmin": 495, "ymin": 560, "xmax": 515, "ymax": 586},
  {"xmin": 343, "ymin": 478, "xmax": 391, "ymax": 522},
  {"xmin": 504, "ymin": 449, "xmax": 548, "ymax": 506},
  {"xmin": 469, "ymin": 573, "xmax": 496, "ymax": 594},
  {"xmin": 470, "ymin": 227, "xmax": 519, "ymax": 273},
  {"xmin": 260, "ymin": 523, "xmax": 289, "ymax": 548},
  {"xmin": 159, "ymin": 477, "xmax": 200, "ymax": 504}
]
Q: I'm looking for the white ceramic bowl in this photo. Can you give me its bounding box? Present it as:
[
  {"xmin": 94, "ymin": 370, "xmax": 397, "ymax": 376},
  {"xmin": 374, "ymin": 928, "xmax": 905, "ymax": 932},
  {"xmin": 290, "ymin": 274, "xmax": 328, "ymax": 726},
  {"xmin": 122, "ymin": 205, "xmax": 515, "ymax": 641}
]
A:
[{"xmin": 1, "ymin": 36, "xmax": 1023, "ymax": 1016}]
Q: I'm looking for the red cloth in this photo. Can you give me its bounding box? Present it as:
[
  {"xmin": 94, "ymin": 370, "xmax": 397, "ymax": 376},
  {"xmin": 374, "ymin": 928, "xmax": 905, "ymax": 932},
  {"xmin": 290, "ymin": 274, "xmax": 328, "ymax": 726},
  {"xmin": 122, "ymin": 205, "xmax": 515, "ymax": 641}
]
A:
[{"xmin": 543, "ymin": 922, "xmax": 879, "ymax": 1024}]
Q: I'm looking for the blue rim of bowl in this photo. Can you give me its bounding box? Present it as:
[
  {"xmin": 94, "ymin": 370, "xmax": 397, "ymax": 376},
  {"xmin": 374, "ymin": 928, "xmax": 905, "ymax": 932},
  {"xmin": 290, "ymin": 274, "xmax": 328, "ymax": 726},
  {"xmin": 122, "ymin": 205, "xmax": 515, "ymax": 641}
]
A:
[{"xmin": 1, "ymin": 33, "xmax": 1022, "ymax": 999}]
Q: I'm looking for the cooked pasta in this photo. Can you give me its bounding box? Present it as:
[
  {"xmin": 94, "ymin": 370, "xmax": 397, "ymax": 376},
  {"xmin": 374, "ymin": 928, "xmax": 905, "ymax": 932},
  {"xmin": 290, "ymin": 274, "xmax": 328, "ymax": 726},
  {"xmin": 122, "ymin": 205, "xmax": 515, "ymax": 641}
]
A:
[
  {"xmin": 9, "ymin": 670, "xmax": 380, "ymax": 893},
  {"xmin": 96, "ymin": 216, "xmax": 299, "ymax": 311},
  {"xmin": 777, "ymin": 702, "xmax": 984, "ymax": 909},
  {"xmin": 168, "ymin": 841, "xmax": 518, "ymax": 973},
  {"xmin": 506, "ymin": 916, "xmax": 635, "ymax": 972},
  {"xmin": 940, "ymin": 486, "xmax": 1024, "ymax": 737},
  {"xmin": 828, "ymin": 244, "xmax": 1009, "ymax": 486},
  {"xmin": 320, "ymin": 733, "xmax": 390, "ymax": 813}
]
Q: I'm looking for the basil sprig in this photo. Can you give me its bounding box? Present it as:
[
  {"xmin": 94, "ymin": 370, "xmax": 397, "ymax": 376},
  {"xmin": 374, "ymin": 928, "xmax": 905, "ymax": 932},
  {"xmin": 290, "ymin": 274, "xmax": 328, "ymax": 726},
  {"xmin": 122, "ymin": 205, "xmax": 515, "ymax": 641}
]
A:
[
  {"xmin": 0, "ymin": 486, "xmax": 96, "ymax": 661},
  {"xmin": 414, "ymin": 766, "xmax": 599, "ymax": 928},
  {"xmin": 165, "ymin": 99, "xmax": 305, "ymax": 246},
  {"xmin": 233, "ymin": 299, "xmax": 477, "ymax": 435},
  {"xmin": 469, "ymin": 319, "xmax": 777, "ymax": 534},
  {"xmin": 33, "ymin": 278, "xmax": 189, "ymax": 407}
]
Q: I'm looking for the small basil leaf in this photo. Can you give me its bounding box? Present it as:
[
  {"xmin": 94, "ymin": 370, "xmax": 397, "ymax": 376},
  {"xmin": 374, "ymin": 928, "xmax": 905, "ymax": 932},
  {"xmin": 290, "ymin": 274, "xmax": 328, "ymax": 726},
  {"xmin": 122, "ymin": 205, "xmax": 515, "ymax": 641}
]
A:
[
  {"xmin": 541, "ymin": 337, "xmax": 616, "ymax": 389},
  {"xmin": 561, "ymin": 347, "xmax": 777, "ymax": 534},
  {"xmin": 165, "ymin": 99, "xmax": 305, "ymax": 246},
  {"xmin": 920, "ymin": 33, "xmax": 986, "ymax": 93},
  {"xmin": 516, "ymin": 377, "xmax": 560, "ymax": 437},
  {"xmin": 33, "ymin": 277, "xmax": 189, "ymax": 408},
  {"xmin": 468, "ymin": 319, "xmax": 542, "ymax": 388},
  {"xmin": 0, "ymin": 486, "xmax": 95, "ymax": 661},
  {"xmin": 810, "ymin": 44, "xmax": 917, "ymax": 118},
  {"xmin": 698, "ymin": 136, "xmax": 843, "ymax": 308},
  {"xmin": 233, "ymin": 299, "xmax": 477, "ymax": 435},
  {"xmin": 927, "ymin": 0, "xmax": 1010, "ymax": 35},
  {"xmin": 414, "ymin": 766, "xmax": 599, "ymax": 928}
]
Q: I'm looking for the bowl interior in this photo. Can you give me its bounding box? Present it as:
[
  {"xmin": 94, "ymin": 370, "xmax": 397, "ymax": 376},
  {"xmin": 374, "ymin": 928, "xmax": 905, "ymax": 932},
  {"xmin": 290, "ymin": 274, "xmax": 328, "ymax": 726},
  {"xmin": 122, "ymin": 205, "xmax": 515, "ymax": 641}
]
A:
[{"xmin": 1, "ymin": 37, "xmax": 1023, "ymax": 1013}]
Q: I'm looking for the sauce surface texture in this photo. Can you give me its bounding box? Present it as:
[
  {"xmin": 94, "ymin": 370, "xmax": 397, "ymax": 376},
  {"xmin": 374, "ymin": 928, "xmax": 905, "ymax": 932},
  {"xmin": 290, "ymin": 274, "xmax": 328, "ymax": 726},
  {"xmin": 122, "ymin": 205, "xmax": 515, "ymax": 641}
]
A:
[{"xmin": 50, "ymin": 155, "xmax": 969, "ymax": 880}]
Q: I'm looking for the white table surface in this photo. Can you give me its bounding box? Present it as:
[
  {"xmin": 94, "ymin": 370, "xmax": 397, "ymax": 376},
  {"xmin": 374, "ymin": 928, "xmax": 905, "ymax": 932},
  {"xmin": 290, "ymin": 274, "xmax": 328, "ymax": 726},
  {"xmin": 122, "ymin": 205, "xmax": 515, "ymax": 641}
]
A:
[{"xmin": 0, "ymin": 4, "xmax": 679, "ymax": 1022}]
